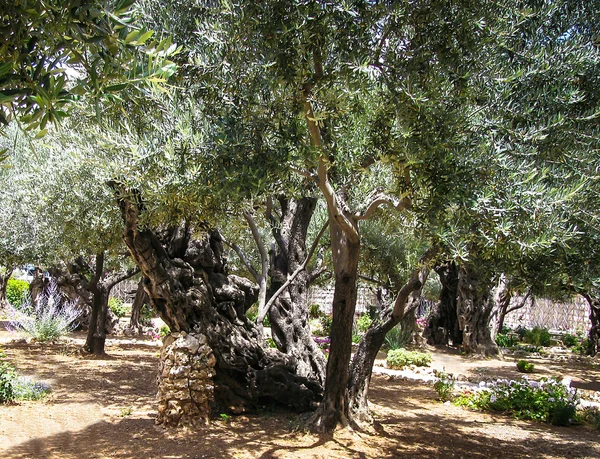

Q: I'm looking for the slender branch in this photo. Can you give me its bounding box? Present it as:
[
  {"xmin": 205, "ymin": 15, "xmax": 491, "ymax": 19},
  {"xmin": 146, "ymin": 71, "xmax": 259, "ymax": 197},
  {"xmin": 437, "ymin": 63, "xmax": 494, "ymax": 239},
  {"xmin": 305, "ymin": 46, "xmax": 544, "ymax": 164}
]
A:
[
  {"xmin": 257, "ymin": 221, "xmax": 329, "ymax": 324},
  {"xmin": 358, "ymin": 274, "xmax": 389, "ymax": 288},
  {"xmin": 106, "ymin": 267, "xmax": 141, "ymax": 291},
  {"xmin": 391, "ymin": 273, "xmax": 422, "ymax": 321},
  {"xmin": 220, "ymin": 231, "xmax": 260, "ymax": 282},
  {"xmin": 505, "ymin": 289, "xmax": 532, "ymax": 315},
  {"xmin": 244, "ymin": 210, "xmax": 269, "ymax": 311},
  {"xmin": 290, "ymin": 165, "xmax": 318, "ymax": 182},
  {"xmin": 355, "ymin": 194, "xmax": 412, "ymax": 221}
]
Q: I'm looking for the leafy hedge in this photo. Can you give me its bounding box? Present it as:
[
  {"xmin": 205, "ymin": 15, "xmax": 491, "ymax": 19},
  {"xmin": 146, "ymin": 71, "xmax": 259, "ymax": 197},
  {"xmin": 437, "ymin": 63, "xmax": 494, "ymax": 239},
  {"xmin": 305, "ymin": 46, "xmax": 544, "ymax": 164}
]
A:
[
  {"xmin": 387, "ymin": 349, "xmax": 432, "ymax": 369},
  {"xmin": 6, "ymin": 279, "xmax": 29, "ymax": 307}
]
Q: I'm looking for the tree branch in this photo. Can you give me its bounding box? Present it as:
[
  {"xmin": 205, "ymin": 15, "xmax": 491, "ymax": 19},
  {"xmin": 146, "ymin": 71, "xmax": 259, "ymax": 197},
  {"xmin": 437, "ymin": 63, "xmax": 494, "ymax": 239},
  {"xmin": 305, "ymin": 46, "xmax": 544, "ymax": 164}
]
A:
[
  {"xmin": 220, "ymin": 231, "xmax": 259, "ymax": 282},
  {"xmin": 106, "ymin": 267, "xmax": 141, "ymax": 291},
  {"xmin": 244, "ymin": 209, "xmax": 269, "ymax": 311},
  {"xmin": 355, "ymin": 193, "xmax": 412, "ymax": 221},
  {"xmin": 257, "ymin": 221, "xmax": 329, "ymax": 325}
]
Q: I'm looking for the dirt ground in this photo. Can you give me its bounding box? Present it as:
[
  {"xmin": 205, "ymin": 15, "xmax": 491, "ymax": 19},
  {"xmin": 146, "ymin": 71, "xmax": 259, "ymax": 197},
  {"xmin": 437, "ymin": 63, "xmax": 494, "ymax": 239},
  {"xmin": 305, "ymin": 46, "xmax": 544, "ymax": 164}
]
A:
[{"xmin": 1, "ymin": 329, "xmax": 599, "ymax": 459}]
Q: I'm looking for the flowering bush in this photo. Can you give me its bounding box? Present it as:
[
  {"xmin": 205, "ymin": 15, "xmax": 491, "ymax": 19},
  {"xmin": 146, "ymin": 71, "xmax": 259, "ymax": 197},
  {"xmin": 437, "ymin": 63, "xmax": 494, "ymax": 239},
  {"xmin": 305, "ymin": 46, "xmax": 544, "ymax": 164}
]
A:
[
  {"xmin": 454, "ymin": 377, "xmax": 579, "ymax": 426},
  {"xmin": 433, "ymin": 370, "xmax": 456, "ymax": 401},
  {"xmin": 416, "ymin": 317, "xmax": 428, "ymax": 330},
  {"xmin": 313, "ymin": 336, "xmax": 330, "ymax": 354},
  {"xmin": 7, "ymin": 281, "xmax": 80, "ymax": 342}
]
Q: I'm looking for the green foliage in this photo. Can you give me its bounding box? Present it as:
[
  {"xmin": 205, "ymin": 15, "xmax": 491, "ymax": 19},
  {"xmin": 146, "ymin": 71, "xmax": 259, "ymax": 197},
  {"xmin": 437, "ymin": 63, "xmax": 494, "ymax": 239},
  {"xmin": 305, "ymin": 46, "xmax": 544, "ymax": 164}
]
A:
[
  {"xmin": 561, "ymin": 334, "xmax": 578, "ymax": 348},
  {"xmin": 108, "ymin": 297, "xmax": 127, "ymax": 318},
  {"xmin": 140, "ymin": 303, "xmax": 154, "ymax": 326},
  {"xmin": 6, "ymin": 279, "xmax": 29, "ymax": 307},
  {"xmin": 384, "ymin": 326, "xmax": 413, "ymax": 351},
  {"xmin": 245, "ymin": 304, "xmax": 258, "ymax": 322},
  {"xmin": 516, "ymin": 360, "xmax": 535, "ymax": 373},
  {"xmin": 0, "ymin": 348, "xmax": 16, "ymax": 403},
  {"xmin": 523, "ymin": 327, "xmax": 552, "ymax": 347},
  {"xmin": 266, "ymin": 337, "xmax": 277, "ymax": 349},
  {"xmin": 0, "ymin": 0, "xmax": 178, "ymax": 140},
  {"xmin": 308, "ymin": 304, "xmax": 322, "ymax": 319},
  {"xmin": 159, "ymin": 324, "xmax": 170, "ymax": 339},
  {"xmin": 433, "ymin": 371, "xmax": 456, "ymax": 402},
  {"xmin": 318, "ymin": 315, "xmax": 333, "ymax": 337},
  {"xmin": 7, "ymin": 281, "xmax": 80, "ymax": 342},
  {"xmin": 454, "ymin": 377, "xmax": 579, "ymax": 426},
  {"xmin": 572, "ymin": 338, "xmax": 591, "ymax": 355},
  {"xmin": 386, "ymin": 349, "xmax": 432, "ymax": 369},
  {"xmin": 496, "ymin": 333, "xmax": 519, "ymax": 348},
  {"xmin": 355, "ymin": 313, "xmax": 373, "ymax": 334}
]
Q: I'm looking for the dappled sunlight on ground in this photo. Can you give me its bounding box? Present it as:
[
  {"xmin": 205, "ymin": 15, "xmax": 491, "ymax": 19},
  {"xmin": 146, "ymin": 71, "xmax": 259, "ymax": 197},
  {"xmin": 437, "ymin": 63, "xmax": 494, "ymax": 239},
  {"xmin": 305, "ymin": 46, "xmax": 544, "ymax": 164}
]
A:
[{"xmin": 1, "ymin": 329, "xmax": 599, "ymax": 458}]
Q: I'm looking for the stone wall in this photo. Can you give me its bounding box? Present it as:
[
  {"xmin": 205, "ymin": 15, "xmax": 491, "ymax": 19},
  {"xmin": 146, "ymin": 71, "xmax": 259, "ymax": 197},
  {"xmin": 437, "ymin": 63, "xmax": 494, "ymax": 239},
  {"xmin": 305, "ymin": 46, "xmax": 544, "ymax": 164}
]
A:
[{"xmin": 156, "ymin": 331, "xmax": 216, "ymax": 427}]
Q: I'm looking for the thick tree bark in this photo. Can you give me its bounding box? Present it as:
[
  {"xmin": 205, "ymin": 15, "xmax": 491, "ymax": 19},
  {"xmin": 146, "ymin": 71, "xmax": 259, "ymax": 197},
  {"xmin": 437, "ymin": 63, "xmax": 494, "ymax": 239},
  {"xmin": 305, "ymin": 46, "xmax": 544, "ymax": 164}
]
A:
[
  {"xmin": 347, "ymin": 276, "xmax": 422, "ymax": 422},
  {"xmin": 128, "ymin": 277, "xmax": 148, "ymax": 332},
  {"xmin": 113, "ymin": 190, "xmax": 322, "ymax": 413},
  {"xmin": 424, "ymin": 262, "xmax": 462, "ymax": 346},
  {"xmin": 582, "ymin": 293, "xmax": 600, "ymax": 356},
  {"xmin": 267, "ymin": 196, "xmax": 327, "ymax": 385},
  {"xmin": 29, "ymin": 267, "xmax": 48, "ymax": 307},
  {"xmin": 0, "ymin": 267, "xmax": 13, "ymax": 308},
  {"xmin": 457, "ymin": 265, "xmax": 499, "ymax": 356},
  {"xmin": 85, "ymin": 286, "xmax": 110, "ymax": 355},
  {"xmin": 310, "ymin": 218, "xmax": 360, "ymax": 432}
]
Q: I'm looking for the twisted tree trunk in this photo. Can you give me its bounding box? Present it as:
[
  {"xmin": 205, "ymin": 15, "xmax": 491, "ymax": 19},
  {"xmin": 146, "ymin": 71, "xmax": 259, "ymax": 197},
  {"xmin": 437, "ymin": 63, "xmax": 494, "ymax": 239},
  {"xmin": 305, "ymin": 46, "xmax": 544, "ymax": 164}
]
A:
[
  {"xmin": 113, "ymin": 189, "xmax": 322, "ymax": 414},
  {"xmin": 424, "ymin": 262, "xmax": 462, "ymax": 346},
  {"xmin": 457, "ymin": 265, "xmax": 499, "ymax": 356},
  {"xmin": 128, "ymin": 277, "xmax": 148, "ymax": 333},
  {"xmin": 0, "ymin": 267, "xmax": 14, "ymax": 308},
  {"xmin": 267, "ymin": 196, "xmax": 327, "ymax": 385},
  {"xmin": 347, "ymin": 275, "xmax": 422, "ymax": 422}
]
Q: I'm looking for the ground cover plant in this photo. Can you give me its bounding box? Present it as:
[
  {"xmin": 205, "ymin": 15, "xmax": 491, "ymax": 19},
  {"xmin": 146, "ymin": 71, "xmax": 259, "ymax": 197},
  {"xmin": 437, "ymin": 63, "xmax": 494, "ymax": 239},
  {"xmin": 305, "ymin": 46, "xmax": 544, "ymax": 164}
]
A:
[
  {"xmin": 454, "ymin": 377, "xmax": 579, "ymax": 426},
  {"xmin": 386, "ymin": 349, "xmax": 432, "ymax": 369}
]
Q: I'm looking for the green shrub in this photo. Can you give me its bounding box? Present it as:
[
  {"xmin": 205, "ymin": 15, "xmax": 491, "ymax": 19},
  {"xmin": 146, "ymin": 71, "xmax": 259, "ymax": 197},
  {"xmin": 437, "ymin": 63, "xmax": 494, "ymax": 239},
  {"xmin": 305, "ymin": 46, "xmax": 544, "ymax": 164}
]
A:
[
  {"xmin": 433, "ymin": 371, "xmax": 455, "ymax": 402},
  {"xmin": 6, "ymin": 279, "xmax": 29, "ymax": 307},
  {"xmin": 108, "ymin": 297, "xmax": 127, "ymax": 318},
  {"xmin": 523, "ymin": 327, "xmax": 552, "ymax": 347},
  {"xmin": 572, "ymin": 338, "xmax": 590, "ymax": 355},
  {"xmin": 561, "ymin": 334, "xmax": 578, "ymax": 347},
  {"xmin": 245, "ymin": 304, "xmax": 258, "ymax": 321},
  {"xmin": 0, "ymin": 349, "xmax": 16, "ymax": 403},
  {"xmin": 516, "ymin": 360, "xmax": 535, "ymax": 373},
  {"xmin": 384, "ymin": 325, "xmax": 413, "ymax": 350},
  {"xmin": 308, "ymin": 304, "xmax": 322, "ymax": 319},
  {"xmin": 266, "ymin": 337, "xmax": 277, "ymax": 348},
  {"xmin": 355, "ymin": 313, "xmax": 373, "ymax": 334},
  {"xmin": 387, "ymin": 348, "xmax": 432, "ymax": 369},
  {"xmin": 319, "ymin": 314, "xmax": 333, "ymax": 337},
  {"xmin": 454, "ymin": 377, "xmax": 578, "ymax": 426},
  {"xmin": 7, "ymin": 281, "xmax": 80, "ymax": 342},
  {"xmin": 159, "ymin": 324, "xmax": 170, "ymax": 338},
  {"xmin": 496, "ymin": 333, "xmax": 519, "ymax": 348}
]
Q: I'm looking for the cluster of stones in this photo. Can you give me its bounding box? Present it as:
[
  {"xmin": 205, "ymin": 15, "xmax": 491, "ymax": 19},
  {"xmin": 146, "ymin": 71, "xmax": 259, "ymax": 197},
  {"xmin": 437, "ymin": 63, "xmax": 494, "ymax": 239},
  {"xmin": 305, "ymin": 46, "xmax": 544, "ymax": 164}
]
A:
[{"xmin": 156, "ymin": 331, "xmax": 216, "ymax": 427}]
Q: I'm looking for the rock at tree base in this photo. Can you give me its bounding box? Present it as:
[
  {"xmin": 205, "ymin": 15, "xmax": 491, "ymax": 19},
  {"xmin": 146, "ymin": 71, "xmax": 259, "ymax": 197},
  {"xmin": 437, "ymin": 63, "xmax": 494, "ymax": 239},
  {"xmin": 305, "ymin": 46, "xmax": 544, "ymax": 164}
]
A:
[{"xmin": 157, "ymin": 331, "xmax": 216, "ymax": 427}]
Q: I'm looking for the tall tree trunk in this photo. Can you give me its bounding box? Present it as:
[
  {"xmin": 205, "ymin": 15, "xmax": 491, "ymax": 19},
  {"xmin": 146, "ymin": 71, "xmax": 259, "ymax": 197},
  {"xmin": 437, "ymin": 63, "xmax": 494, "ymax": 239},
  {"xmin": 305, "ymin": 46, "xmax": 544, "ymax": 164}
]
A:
[
  {"xmin": 310, "ymin": 219, "xmax": 360, "ymax": 432},
  {"xmin": 0, "ymin": 267, "xmax": 13, "ymax": 308},
  {"xmin": 457, "ymin": 265, "xmax": 499, "ymax": 356},
  {"xmin": 85, "ymin": 287, "xmax": 109, "ymax": 355},
  {"xmin": 583, "ymin": 293, "xmax": 600, "ymax": 356},
  {"xmin": 347, "ymin": 276, "xmax": 422, "ymax": 422},
  {"xmin": 267, "ymin": 196, "xmax": 327, "ymax": 385},
  {"xmin": 113, "ymin": 189, "xmax": 322, "ymax": 414},
  {"xmin": 129, "ymin": 277, "xmax": 148, "ymax": 332},
  {"xmin": 424, "ymin": 262, "xmax": 462, "ymax": 346}
]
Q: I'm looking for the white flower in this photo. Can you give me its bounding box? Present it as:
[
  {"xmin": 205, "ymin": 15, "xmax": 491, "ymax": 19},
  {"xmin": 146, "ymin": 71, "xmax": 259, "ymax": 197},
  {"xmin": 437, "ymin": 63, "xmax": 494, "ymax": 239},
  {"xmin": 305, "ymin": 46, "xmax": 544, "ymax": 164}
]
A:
[{"xmin": 479, "ymin": 381, "xmax": 486, "ymax": 388}]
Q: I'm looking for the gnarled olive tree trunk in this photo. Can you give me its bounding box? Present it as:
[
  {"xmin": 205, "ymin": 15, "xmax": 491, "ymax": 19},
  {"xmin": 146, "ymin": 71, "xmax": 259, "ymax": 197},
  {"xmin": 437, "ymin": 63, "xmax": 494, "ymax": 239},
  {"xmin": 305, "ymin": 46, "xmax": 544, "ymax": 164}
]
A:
[
  {"xmin": 128, "ymin": 277, "xmax": 148, "ymax": 333},
  {"xmin": 114, "ymin": 190, "xmax": 322, "ymax": 414},
  {"xmin": 0, "ymin": 267, "xmax": 14, "ymax": 308},
  {"xmin": 457, "ymin": 265, "xmax": 499, "ymax": 356},
  {"xmin": 267, "ymin": 196, "xmax": 327, "ymax": 385},
  {"xmin": 424, "ymin": 262, "xmax": 462, "ymax": 346}
]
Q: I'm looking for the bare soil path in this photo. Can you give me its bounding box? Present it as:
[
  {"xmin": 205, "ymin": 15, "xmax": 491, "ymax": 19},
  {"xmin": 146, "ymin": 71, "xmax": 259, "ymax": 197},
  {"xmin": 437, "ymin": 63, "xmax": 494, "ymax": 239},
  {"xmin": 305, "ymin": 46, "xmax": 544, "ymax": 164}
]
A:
[{"xmin": 1, "ymin": 329, "xmax": 599, "ymax": 459}]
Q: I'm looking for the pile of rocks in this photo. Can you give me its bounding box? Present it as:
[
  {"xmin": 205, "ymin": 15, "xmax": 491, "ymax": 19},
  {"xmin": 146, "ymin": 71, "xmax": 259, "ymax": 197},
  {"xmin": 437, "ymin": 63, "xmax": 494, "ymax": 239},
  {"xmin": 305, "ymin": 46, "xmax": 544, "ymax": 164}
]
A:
[{"xmin": 156, "ymin": 331, "xmax": 216, "ymax": 427}]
